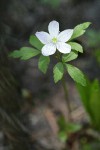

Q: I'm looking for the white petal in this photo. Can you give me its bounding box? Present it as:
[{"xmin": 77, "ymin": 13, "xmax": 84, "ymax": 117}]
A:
[
  {"xmin": 35, "ymin": 31, "xmax": 51, "ymax": 44},
  {"xmin": 58, "ymin": 29, "xmax": 73, "ymax": 42},
  {"xmin": 42, "ymin": 43, "xmax": 56, "ymax": 56},
  {"xmin": 48, "ymin": 20, "xmax": 59, "ymax": 37},
  {"xmin": 57, "ymin": 42, "xmax": 71, "ymax": 54}
]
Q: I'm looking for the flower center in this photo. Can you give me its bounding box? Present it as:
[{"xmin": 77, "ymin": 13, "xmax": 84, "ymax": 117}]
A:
[{"xmin": 52, "ymin": 37, "xmax": 58, "ymax": 43}]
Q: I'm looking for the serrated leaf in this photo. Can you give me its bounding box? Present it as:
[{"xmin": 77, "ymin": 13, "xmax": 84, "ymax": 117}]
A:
[
  {"xmin": 66, "ymin": 64, "xmax": 86, "ymax": 86},
  {"xmin": 68, "ymin": 42, "xmax": 83, "ymax": 53},
  {"xmin": 29, "ymin": 35, "xmax": 43, "ymax": 50},
  {"xmin": 53, "ymin": 62, "xmax": 64, "ymax": 83},
  {"xmin": 71, "ymin": 22, "xmax": 91, "ymax": 40},
  {"xmin": 38, "ymin": 55, "xmax": 50, "ymax": 74},
  {"xmin": 9, "ymin": 47, "xmax": 40, "ymax": 60},
  {"xmin": 62, "ymin": 51, "xmax": 78, "ymax": 62}
]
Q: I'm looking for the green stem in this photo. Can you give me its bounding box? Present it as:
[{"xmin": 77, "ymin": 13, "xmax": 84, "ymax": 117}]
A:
[
  {"xmin": 56, "ymin": 52, "xmax": 72, "ymax": 121},
  {"xmin": 61, "ymin": 75, "xmax": 72, "ymax": 121}
]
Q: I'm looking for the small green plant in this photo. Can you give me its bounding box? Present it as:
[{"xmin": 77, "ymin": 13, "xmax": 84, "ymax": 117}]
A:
[
  {"xmin": 58, "ymin": 116, "xmax": 82, "ymax": 142},
  {"xmin": 76, "ymin": 78, "xmax": 100, "ymax": 130},
  {"xmin": 10, "ymin": 20, "xmax": 91, "ymax": 121},
  {"xmin": 10, "ymin": 21, "xmax": 91, "ymax": 85},
  {"xmin": 82, "ymin": 143, "xmax": 92, "ymax": 150}
]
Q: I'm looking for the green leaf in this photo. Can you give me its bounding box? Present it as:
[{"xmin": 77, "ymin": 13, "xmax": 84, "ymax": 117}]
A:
[
  {"xmin": 29, "ymin": 35, "xmax": 43, "ymax": 50},
  {"xmin": 58, "ymin": 116, "xmax": 81, "ymax": 133},
  {"xmin": 38, "ymin": 55, "xmax": 50, "ymax": 74},
  {"xmin": 9, "ymin": 47, "xmax": 40, "ymax": 60},
  {"xmin": 62, "ymin": 51, "xmax": 78, "ymax": 62},
  {"xmin": 76, "ymin": 78, "xmax": 93, "ymax": 118},
  {"xmin": 76, "ymin": 79, "xmax": 100, "ymax": 130},
  {"xmin": 66, "ymin": 123, "xmax": 82, "ymax": 133},
  {"xmin": 58, "ymin": 131, "xmax": 68, "ymax": 142},
  {"xmin": 82, "ymin": 143, "xmax": 92, "ymax": 150},
  {"xmin": 71, "ymin": 22, "xmax": 91, "ymax": 40},
  {"xmin": 20, "ymin": 47, "xmax": 40, "ymax": 60},
  {"xmin": 66, "ymin": 64, "xmax": 86, "ymax": 86},
  {"xmin": 58, "ymin": 116, "xmax": 81, "ymax": 142},
  {"xmin": 9, "ymin": 50, "xmax": 22, "ymax": 58},
  {"xmin": 90, "ymin": 79, "xmax": 100, "ymax": 129},
  {"xmin": 95, "ymin": 49, "xmax": 100, "ymax": 63},
  {"xmin": 68, "ymin": 42, "xmax": 83, "ymax": 53},
  {"xmin": 41, "ymin": 0, "xmax": 60, "ymax": 8},
  {"xmin": 53, "ymin": 62, "xmax": 64, "ymax": 83},
  {"xmin": 86, "ymin": 29, "xmax": 100, "ymax": 47},
  {"xmin": 58, "ymin": 116, "xmax": 68, "ymax": 131}
]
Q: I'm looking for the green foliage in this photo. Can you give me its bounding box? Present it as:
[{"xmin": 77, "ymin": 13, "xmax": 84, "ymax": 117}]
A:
[
  {"xmin": 29, "ymin": 35, "xmax": 43, "ymax": 50},
  {"xmin": 10, "ymin": 22, "xmax": 90, "ymax": 85},
  {"xmin": 58, "ymin": 118, "xmax": 81, "ymax": 133},
  {"xmin": 76, "ymin": 79, "xmax": 100, "ymax": 130},
  {"xmin": 86, "ymin": 30, "xmax": 100, "ymax": 48},
  {"xmin": 66, "ymin": 64, "xmax": 86, "ymax": 86},
  {"xmin": 9, "ymin": 47, "xmax": 40, "ymax": 60},
  {"xmin": 38, "ymin": 55, "xmax": 50, "ymax": 74},
  {"xmin": 41, "ymin": 0, "xmax": 60, "ymax": 8},
  {"xmin": 94, "ymin": 49, "xmax": 100, "ymax": 63},
  {"xmin": 90, "ymin": 80, "xmax": 100, "ymax": 129},
  {"xmin": 53, "ymin": 62, "xmax": 86, "ymax": 86},
  {"xmin": 53, "ymin": 62, "xmax": 64, "ymax": 83},
  {"xmin": 71, "ymin": 22, "xmax": 91, "ymax": 40},
  {"xmin": 81, "ymin": 141, "xmax": 100, "ymax": 150},
  {"xmin": 86, "ymin": 30, "xmax": 100, "ymax": 64},
  {"xmin": 58, "ymin": 116, "xmax": 82, "ymax": 142},
  {"xmin": 76, "ymin": 78, "xmax": 91, "ymax": 114},
  {"xmin": 62, "ymin": 51, "xmax": 78, "ymax": 62},
  {"xmin": 58, "ymin": 131, "xmax": 68, "ymax": 142},
  {"xmin": 82, "ymin": 143, "xmax": 92, "ymax": 150},
  {"xmin": 9, "ymin": 50, "xmax": 22, "ymax": 58},
  {"xmin": 68, "ymin": 42, "xmax": 83, "ymax": 53}
]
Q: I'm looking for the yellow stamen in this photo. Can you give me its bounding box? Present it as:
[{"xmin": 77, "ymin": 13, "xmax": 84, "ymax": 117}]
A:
[{"xmin": 52, "ymin": 37, "xmax": 57, "ymax": 43}]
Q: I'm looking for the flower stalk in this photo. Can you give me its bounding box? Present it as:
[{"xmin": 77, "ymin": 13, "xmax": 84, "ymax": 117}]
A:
[
  {"xmin": 61, "ymin": 75, "xmax": 72, "ymax": 121},
  {"xmin": 56, "ymin": 52, "xmax": 72, "ymax": 121}
]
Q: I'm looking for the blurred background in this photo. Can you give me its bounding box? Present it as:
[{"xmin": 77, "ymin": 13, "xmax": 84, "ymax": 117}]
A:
[{"xmin": 0, "ymin": 0, "xmax": 100, "ymax": 150}]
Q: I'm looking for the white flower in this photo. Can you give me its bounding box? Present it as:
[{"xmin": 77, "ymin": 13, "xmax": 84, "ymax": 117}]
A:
[{"xmin": 35, "ymin": 20, "xmax": 73, "ymax": 56}]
